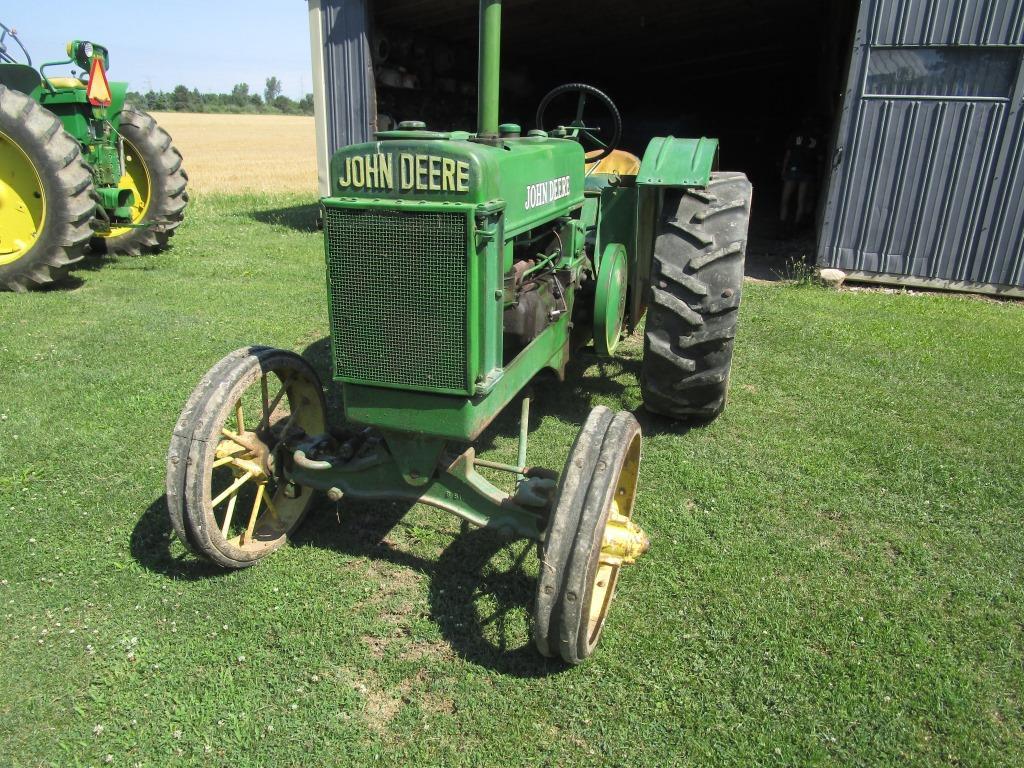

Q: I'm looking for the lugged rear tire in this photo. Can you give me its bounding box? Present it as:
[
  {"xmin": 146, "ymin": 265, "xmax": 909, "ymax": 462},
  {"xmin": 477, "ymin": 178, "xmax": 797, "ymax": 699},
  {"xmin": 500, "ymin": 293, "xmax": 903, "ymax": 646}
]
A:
[
  {"xmin": 640, "ymin": 173, "xmax": 752, "ymax": 422},
  {"xmin": 0, "ymin": 84, "xmax": 96, "ymax": 292},
  {"xmin": 91, "ymin": 105, "xmax": 188, "ymax": 256}
]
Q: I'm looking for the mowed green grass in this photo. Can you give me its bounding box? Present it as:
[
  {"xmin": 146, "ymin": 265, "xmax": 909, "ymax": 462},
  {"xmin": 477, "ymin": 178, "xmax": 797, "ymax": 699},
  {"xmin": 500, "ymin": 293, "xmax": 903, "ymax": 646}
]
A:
[{"xmin": 1, "ymin": 193, "xmax": 1022, "ymax": 767}]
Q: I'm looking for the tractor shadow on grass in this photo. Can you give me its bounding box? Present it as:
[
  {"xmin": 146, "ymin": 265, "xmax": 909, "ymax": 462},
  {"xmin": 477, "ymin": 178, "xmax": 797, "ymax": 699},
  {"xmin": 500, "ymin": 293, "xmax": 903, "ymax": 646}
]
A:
[
  {"xmin": 292, "ymin": 499, "xmax": 564, "ymax": 678},
  {"xmin": 130, "ymin": 484, "xmax": 560, "ymax": 674},
  {"xmin": 209, "ymin": 337, "xmax": 690, "ymax": 672},
  {"xmin": 130, "ymin": 340, "xmax": 697, "ymax": 671},
  {"xmin": 25, "ymin": 252, "xmax": 110, "ymax": 293},
  {"xmin": 130, "ymin": 495, "xmax": 233, "ymax": 581},
  {"xmin": 249, "ymin": 203, "xmax": 321, "ymax": 233}
]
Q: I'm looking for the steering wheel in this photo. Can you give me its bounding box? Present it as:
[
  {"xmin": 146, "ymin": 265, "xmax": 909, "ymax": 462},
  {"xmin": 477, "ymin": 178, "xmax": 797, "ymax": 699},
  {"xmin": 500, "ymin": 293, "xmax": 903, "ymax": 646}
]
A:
[{"xmin": 536, "ymin": 83, "xmax": 623, "ymax": 162}]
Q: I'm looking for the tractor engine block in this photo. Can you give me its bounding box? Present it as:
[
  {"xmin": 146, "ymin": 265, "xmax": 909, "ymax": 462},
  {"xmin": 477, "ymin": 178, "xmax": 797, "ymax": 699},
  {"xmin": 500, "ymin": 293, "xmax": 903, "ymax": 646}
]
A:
[{"xmin": 503, "ymin": 224, "xmax": 574, "ymax": 354}]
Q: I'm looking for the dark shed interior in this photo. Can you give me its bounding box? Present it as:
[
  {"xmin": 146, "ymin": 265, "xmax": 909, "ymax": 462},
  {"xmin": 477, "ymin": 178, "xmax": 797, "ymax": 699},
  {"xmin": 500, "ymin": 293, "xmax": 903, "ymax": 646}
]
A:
[{"xmin": 371, "ymin": 0, "xmax": 859, "ymax": 265}]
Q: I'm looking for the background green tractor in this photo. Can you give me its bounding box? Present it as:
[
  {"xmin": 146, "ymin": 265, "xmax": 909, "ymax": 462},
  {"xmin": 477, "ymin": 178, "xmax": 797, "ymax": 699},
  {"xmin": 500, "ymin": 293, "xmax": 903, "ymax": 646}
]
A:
[
  {"xmin": 168, "ymin": 0, "xmax": 751, "ymax": 665},
  {"xmin": 0, "ymin": 23, "xmax": 188, "ymax": 291}
]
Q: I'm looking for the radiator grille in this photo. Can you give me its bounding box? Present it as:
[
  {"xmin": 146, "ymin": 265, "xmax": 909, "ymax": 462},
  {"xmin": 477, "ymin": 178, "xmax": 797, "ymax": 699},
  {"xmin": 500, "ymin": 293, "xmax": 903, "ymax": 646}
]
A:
[{"xmin": 324, "ymin": 206, "xmax": 469, "ymax": 393}]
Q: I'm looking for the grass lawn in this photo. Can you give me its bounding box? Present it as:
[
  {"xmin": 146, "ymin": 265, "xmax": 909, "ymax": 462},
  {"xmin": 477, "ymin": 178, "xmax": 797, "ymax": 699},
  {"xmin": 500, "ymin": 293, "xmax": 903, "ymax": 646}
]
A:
[{"xmin": 0, "ymin": 193, "xmax": 1021, "ymax": 767}]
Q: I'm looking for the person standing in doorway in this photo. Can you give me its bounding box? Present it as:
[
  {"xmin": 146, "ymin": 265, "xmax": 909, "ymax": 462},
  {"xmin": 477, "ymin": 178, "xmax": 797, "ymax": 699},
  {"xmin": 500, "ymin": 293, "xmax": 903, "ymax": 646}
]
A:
[{"xmin": 780, "ymin": 120, "xmax": 822, "ymax": 236}]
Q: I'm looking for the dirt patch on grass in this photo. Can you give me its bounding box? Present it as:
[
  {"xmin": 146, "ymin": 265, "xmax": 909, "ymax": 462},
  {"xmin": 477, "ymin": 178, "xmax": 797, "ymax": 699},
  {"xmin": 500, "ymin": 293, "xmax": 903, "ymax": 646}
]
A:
[
  {"xmin": 355, "ymin": 559, "xmax": 456, "ymax": 661},
  {"xmin": 361, "ymin": 631, "xmax": 453, "ymax": 663},
  {"xmin": 361, "ymin": 634, "xmax": 392, "ymax": 660},
  {"xmin": 363, "ymin": 681, "xmax": 409, "ymax": 732},
  {"xmin": 357, "ymin": 670, "xmax": 450, "ymax": 734},
  {"xmin": 400, "ymin": 639, "xmax": 454, "ymax": 662},
  {"xmin": 421, "ymin": 691, "xmax": 456, "ymax": 715}
]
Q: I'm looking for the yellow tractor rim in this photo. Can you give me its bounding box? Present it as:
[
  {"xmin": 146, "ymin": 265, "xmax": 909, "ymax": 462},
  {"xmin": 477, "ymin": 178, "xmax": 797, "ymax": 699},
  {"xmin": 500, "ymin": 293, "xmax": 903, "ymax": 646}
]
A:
[
  {"xmin": 0, "ymin": 129, "xmax": 46, "ymax": 266},
  {"xmin": 102, "ymin": 137, "xmax": 151, "ymax": 239},
  {"xmin": 587, "ymin": 431, "xmax": 646, "ymax": 644}
]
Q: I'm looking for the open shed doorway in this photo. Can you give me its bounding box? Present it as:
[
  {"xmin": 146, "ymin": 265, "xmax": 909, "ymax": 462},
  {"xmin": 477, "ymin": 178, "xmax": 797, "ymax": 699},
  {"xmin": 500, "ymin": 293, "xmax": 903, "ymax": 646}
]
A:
[{"xmin": 370, "ymin": 0, "xmax": 859, "ymax": 279}]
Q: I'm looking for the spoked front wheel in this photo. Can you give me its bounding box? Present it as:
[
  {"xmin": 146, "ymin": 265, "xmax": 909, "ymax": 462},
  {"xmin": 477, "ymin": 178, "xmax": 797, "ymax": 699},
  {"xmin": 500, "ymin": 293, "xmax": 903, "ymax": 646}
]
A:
[
  {"xmin": 533, "ymin": 406, "xmax": 649, "ymax": 664},
  {"xmin": 166, "ymin": 347, "xmax": 326, "ymax": 568}
]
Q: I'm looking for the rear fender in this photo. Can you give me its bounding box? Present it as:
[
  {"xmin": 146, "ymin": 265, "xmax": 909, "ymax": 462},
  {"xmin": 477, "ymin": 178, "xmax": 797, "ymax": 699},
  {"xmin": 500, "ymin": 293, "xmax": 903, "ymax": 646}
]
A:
[
  {"xmin": 637, "ymin": 136, "xmax": 719, "ymax": 188},
  {"xmin": 0, "ymin": 63, "xmax": 42, "ymax": 96},
  {"xmin": 107, "ymin": 81, "xmax": 129, "ymax": 129},
  {"xmin": 630, "ymin": 137, "xmax": 719, "ymax": 326}
]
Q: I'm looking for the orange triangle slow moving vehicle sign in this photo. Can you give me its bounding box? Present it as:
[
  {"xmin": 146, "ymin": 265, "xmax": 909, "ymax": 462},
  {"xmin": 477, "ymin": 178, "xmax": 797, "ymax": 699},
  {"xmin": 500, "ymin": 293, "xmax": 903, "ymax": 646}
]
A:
[{"xmin": 86, "ymin": 57, "xmax": 112, "ymax": 107}]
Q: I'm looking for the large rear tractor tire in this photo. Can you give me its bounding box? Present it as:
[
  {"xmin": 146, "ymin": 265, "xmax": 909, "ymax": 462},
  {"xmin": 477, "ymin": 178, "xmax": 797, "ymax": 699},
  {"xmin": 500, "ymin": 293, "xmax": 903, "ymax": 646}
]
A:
[
  {"xmin": 91, "ymin": 105, "xmax": 188, "ymax": 256},
  {"xmin": 0, "ymin": 84, "xmax": 96, "ymax": 292},
  {"xmin": 640, "ymin": 173, "xmax": 752, "ymax": 422}
]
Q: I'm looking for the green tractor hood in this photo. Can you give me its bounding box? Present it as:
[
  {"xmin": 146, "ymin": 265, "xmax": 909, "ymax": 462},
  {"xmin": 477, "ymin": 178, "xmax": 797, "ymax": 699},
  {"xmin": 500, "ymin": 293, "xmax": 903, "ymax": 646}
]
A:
[{"xmin": 327, "ymin": 132, "xmax": 586, "ymax": 238}]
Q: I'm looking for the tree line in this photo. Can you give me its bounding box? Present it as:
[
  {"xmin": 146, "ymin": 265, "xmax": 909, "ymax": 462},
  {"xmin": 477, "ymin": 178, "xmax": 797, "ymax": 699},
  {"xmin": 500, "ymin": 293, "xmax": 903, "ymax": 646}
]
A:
[{"xmin": 128, "ymin": 77, "xmax": 314, "ymax": 115}]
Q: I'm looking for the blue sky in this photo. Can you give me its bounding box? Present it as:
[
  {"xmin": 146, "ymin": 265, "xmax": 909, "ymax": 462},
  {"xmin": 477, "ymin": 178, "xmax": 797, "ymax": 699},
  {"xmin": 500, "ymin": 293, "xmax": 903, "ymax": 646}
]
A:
[{"xmin": 7, "ymin": 1, "xmax": 313, "ymax": 98}]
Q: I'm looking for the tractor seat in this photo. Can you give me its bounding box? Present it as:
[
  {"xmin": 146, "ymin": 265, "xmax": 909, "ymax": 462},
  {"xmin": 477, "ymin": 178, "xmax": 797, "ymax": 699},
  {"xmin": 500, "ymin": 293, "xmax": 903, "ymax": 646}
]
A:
[
  {"xmin": 47, "ymin": 77, "xmax": 87, "ymax": 90},
  {"xmin": 586, "ymin": 149, "xmax": 642, "ymax": 177}
]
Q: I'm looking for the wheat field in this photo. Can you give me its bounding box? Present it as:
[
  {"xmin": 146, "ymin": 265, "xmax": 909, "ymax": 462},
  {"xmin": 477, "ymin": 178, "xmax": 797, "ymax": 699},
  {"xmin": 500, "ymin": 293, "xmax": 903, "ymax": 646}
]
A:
[{"xmin": 151, "ymin": 112, "xmax": 318, "ymax": 194}]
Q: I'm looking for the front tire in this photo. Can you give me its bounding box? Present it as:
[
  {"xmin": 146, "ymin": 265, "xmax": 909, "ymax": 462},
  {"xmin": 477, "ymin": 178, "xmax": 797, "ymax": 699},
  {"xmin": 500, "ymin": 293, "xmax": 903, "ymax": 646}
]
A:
[
  {"xmin": 533, "ymin": 407, "xmax": 648, "ymax": 665},
  {"xmin": 166, "ymin": 348, "xmax": 326, "ymax": 569},
  {"xmin": 91, "ymin": 105, "xmax": 188, "ymax": 256},
  {"xmin": 640, "ymin": 173, "xmax": 752, "ymax": 422},
  {"xmin": 0, "ymin": 84, "xmax": 96, "ymax": 292}
]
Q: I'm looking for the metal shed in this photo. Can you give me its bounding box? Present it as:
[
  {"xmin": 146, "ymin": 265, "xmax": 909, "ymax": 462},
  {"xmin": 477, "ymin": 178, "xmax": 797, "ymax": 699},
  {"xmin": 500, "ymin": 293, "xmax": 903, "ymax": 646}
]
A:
[
  {"xmin": 306, "ymin": 0, "xmax": 1024, "ymax": 297},
  {"xmin": 306, "ymin": 0, "xmax": 375, "ymax": 196},
  {"xmin": 820, "ymin": 0, "xmax": 1024, "ymax": 296}
]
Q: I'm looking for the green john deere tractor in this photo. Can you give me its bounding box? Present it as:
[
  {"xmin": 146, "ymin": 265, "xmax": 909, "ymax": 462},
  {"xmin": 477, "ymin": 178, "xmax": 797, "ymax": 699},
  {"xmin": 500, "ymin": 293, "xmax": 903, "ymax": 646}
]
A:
[
  {"xmin": 168, "ymin": 0, "xmax": 751, "ymax": 664},
  {"xmin": 0, "ymin": 23, "xmax": 188, "ymax": 291}
]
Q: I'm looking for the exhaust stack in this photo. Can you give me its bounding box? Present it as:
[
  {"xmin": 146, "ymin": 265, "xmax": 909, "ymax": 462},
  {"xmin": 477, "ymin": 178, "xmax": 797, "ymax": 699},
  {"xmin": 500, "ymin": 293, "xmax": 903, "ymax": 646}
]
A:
[{"xmin": 477, "ymin": 0, "xmax": 502, "ymax": 139}]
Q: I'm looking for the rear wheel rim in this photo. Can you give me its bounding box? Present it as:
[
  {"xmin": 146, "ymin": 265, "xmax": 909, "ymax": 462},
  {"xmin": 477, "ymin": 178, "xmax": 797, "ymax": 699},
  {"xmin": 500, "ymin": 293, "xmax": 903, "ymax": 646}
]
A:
[
  {"xmin": 0, "ymin": 129, "xmax": 46, "ymax": 265},
  {"xmin": 102, "ymin": 137, "xmax": 151, "ymax": 239},
  {"xmin": 594, "ymin": 243, "xmax": 627, "ymax": 356}
]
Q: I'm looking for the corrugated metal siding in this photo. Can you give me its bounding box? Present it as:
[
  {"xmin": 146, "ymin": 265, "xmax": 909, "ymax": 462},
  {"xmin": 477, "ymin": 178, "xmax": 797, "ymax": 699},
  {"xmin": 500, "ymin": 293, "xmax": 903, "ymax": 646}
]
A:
[
  {"xmin": 820, "ymin": 0, "xmax": 1024, "ymax": 293},
  {"xmin": 871, "ymin": 0, "xmax": 1024, "ymax": 45},
  {"xmin": 978, "ymin": 87, "xmax": 1024, "ymax": 286},
  {"xmin": 321, "ymin": 0, "xmax": 376, "ymax": 156},
  {"xmin": 829, "ymin": 100, "xmax": 1010, "ymax": 279}
]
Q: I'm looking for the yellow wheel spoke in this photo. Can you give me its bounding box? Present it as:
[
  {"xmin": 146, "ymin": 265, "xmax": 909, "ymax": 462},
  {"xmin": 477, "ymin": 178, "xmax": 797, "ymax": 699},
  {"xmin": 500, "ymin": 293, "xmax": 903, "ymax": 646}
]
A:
[
  {"xmin": 220, "ymin": 493, "xmax": 238, "ymax": 538},
  {"xmin": 263, "ymin": 489, "xmax": 280, "ymax": 521},
  {"xmin": 191, "ymin": 353, "xmax": 326, "ymax": 560},
  {"xmin": 278, "ymin": 411, "xmax": 297, "ymax": 442},
  {"xmin": 258, "ymin": 374, "xmax": 293, "ymax": 432},
  {"xmin": 260, "ymin": 375, "xmax": 270, "ymax": 426},
  {"xmin": 215, "ymin": 439, "xmax": 247, "ymax": 457},
  {"xmin": 210, "ymin": 470, "xmax": 254, "ymax": 509},
  {"xmin": 220, "ymin": 428, "xmax": 262, "ymax": 455},
  {"xmin": 228, "ymin": 455, "xmax": 265, "ymax": 477},
  {"xmin": 242, "ymin": 482, "xmax": 266, "ymax": 545}
]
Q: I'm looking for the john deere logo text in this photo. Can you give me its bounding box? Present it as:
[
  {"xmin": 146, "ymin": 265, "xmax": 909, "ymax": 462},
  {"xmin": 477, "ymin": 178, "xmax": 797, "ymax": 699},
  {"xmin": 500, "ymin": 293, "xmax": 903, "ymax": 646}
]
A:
[
  {"xmin": 524, "ymin": 176, "xmax": 571, "ymax": 210},
  {"xmin": 337, "ymin": 153, "xmax": 471, "ymax": 193}
]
